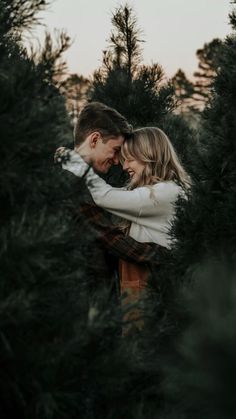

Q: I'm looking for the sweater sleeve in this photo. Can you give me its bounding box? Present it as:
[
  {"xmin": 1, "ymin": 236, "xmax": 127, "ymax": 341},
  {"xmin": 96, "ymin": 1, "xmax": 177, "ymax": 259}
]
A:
[
  {"xmin": 62, "ymin": 153, "xmax": 144, "ymax": 221},
  {"xmin": 62, "ymin": 150, "xmax": 90, "ymax": 177},
  {"xmin": 85, "ymin": 167, "xmax": 143, "ymax": 221},
  {"xmin": 62, "ymin": 152, "xmax": 178, "ymax": 223}
]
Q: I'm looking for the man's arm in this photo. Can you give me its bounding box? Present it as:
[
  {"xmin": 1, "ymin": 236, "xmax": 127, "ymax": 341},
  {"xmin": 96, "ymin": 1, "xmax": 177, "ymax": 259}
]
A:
[{"xmin": 74, "ymin": 203, "xmax": 168, "ymax": 266}]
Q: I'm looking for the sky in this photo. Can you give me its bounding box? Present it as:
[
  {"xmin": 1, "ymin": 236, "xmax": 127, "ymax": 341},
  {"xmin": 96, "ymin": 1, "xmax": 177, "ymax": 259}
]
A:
[{"xmin": 33, "ymin": 0, "xmax": 232, "ymax": 80}]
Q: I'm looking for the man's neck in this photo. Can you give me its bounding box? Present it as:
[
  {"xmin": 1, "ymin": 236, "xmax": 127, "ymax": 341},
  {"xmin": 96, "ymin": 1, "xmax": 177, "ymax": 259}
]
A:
[{"xmin": 74, "ymin": 144, "xmax": 92, "ymax": 165}]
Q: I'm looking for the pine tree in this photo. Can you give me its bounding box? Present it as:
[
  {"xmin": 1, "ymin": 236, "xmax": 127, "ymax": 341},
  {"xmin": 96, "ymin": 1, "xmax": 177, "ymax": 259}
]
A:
[
  {"xmin": 0, "ymin": 3, "xmax": 163, "ymax": 418},
  {"xmin": 60, "ymin": 74, "xmax": 90, "ymax": 123},
  {"xmin": 0, "ymin": 1, "xmax": 81, "ymax": 417},
  {"xmin": 169, "ymin": 11, "xmax": 236, "ymax": 275},
  {"xmin": 148, "ymin": 4, "xmax": 236, "ymax": 418},
  {"xmin": 193, "ymin": 38, "xmax": 223, "ymax": 106},
  {"xmin": 89, "ymin": 4, "xmax": 175, "ymax": 128},
  {"xmin": 88, "ymin": 3, "xmax": 196, "ymax": 188},
  {"xmin": 171, "ymin": 40, "xmax": 223, "ymax": 115},
  {"xmin": 0, "ymin": 2, "xmax": 129, "ymax": 418},
  {"xmin": 171, "ymin": 68, "xmax": 195, "ymax": 112}
]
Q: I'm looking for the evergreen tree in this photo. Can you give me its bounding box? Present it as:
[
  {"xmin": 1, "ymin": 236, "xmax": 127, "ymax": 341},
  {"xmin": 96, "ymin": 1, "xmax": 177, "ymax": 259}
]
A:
[
  {"xmin": 0, "ymin": 3, "xmax": 163, "ymax": 419},
  {"xmin": 192, "ymin": 38, "xmax": 223, "ymax": 107},
  {"xmin": 0, "ymin": 2, "xmax": 130, "ymax": 418},
  {"xmin": 0, "ymin": 1, "xmax": 79, "ymax": 417},
  {"xmin": 145, "ymin": 4, "xmax": 236, "ymax": 418},
  {"xmin": 164, "ymin": 260, "xmax": 236, "ymax": 419},
  {"xmin": 89, "ymin": 3, "xmax": 196, "ymax": 187},
  {"xmin": 126, "ymin": 5, "xmax": 236, "ymax": 419},
  {"xmin": 170, "ymin": 14, "xmax": 236, "ymax": 275},
  {"xmin": 171, "ymin": 68, "xmax": 195, "ymax": 112},
  {"xmin": 60, "ymin": 74, "xmax": 90, "ymax": 123},
  {"xmin": 89, "ymin": 4, "xmax": 175, "ymax": 128},
  {"xmin": 102, "ymin": 3, "xmax": 142, "ymax": 78},
  {"xmin": 171, "ymin": 40, "xmax": 223, "ymax": 114}
]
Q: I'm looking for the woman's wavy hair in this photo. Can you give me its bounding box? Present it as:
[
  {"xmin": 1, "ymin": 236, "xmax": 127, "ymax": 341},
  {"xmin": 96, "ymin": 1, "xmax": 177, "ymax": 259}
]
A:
[{"xmin": 120, "ymin": 127, "xmax": 190, "ymax": 190}]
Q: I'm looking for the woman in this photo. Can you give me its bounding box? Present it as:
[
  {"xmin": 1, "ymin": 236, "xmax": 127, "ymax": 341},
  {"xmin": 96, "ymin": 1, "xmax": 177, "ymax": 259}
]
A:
[{"xmin": 56, "ymin": 127, "xmax": 190, "ymax": 330}]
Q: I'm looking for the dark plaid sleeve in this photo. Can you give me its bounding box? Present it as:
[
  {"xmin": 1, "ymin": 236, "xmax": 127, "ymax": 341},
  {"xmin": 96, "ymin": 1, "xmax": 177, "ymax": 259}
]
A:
[{"xmin": 74, "ymin": 203, "xmax": 168, "ymax": 266}]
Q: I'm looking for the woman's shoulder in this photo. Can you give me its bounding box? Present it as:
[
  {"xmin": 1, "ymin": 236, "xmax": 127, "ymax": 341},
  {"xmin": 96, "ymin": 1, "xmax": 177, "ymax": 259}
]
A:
[
  {"xmin": 137, "ymin": 180, "xmax": 180, "ymax": 193},
  {"xmin": 151, "ymin": 181, "xmax": 184, "ymax": 201},
  {"xmin": 152, "ymin": 180, "xmax": 181, "ymax": 193},
  {"xmin": 136, "ymin": 181, "xmax": 182, "ymax": 204}
]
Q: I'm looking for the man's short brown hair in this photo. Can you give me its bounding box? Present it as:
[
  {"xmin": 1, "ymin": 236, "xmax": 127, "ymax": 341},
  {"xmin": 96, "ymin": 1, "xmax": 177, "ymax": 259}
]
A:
[{"xmin": 74, "ymin": 102, "xmax": 132, "ymax": 146}]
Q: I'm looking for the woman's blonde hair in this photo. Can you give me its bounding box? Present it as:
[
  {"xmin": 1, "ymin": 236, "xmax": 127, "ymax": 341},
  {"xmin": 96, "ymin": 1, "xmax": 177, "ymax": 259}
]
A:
[{"xmin": 120, "ymin": 127, "xmax": 190, "ymax": 189}]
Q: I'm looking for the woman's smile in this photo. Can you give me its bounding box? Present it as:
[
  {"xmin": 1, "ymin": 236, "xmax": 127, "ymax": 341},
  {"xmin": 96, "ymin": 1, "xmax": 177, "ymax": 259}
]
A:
[{"xmin": 127, "ymin": 170, "xmax": 135, "ymax": 178}]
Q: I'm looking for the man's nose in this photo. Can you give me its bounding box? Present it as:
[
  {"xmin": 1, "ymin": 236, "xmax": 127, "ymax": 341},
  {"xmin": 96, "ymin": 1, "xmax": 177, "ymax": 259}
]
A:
[{"xmin": 113, "ymin": 154, "xmax": 120, "ymax": 165}]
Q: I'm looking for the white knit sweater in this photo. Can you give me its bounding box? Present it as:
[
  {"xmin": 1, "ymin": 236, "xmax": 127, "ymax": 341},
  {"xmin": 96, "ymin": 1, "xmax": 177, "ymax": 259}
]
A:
[{"xmin": 63, "ymin": 150, "xmax": 182, "ymax": 248}]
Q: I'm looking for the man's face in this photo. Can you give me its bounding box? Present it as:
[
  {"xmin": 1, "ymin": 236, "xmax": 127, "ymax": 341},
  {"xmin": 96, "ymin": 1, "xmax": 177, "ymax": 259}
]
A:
[{"xmin": 91, "ymin": 135, "xmax": 124, "ymax": 174}]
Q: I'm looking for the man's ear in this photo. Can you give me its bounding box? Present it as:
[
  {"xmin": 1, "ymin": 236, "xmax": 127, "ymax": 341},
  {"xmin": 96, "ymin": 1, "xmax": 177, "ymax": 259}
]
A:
[{"xmin": 89, "ymin": 131, "xmax": 100, "ymax": 148}]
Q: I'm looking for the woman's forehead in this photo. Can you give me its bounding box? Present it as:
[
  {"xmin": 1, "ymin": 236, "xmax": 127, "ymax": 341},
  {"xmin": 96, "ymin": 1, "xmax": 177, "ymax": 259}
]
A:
[{"xmin": 121, "ymin": 143, "xmax": 132, "ymax": 155}]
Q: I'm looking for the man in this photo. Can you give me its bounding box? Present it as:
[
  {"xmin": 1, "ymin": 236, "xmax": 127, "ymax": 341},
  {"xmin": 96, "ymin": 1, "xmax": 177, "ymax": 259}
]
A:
[
  {"xmin": 55, "ymin": 102, "xmax": 166, "ymax": 299},
  {"xmin": 69, "ymin": 101, "xmax": 131, "ymax": 174}
]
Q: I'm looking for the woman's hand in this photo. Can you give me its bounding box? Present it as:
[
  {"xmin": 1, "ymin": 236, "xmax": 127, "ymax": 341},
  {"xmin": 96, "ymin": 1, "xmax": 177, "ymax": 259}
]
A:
[{"xmin": 54, "ymin": 147, "xmax": 71, "ymax": 164}]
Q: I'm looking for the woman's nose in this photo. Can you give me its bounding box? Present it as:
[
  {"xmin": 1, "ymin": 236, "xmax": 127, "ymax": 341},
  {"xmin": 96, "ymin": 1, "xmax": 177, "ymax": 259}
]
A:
[{"xmin": 123, "ymin": 160, "xmax": 129, "ymax": 170}]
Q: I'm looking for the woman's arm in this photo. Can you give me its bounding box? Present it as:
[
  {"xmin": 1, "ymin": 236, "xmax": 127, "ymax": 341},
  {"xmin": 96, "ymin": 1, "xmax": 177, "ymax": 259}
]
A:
[
  {"xmin": 56, "ymin": 148, "xmax": 176, "ymax": 223},
  {"xmin": 85, "ymin": 168, "xmax": 146, "ymax": 221},
  {"xmin": 55, "ymin": 148, "xmax": 90, "ymax": 177},
  {"xmin": 58, "ymin": 149, "xmax": 147, "ymax": 222}
]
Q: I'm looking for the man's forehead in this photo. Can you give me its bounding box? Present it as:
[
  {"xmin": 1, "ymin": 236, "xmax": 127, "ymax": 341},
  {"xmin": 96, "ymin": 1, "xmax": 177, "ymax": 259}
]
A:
[{"xmin": 108, "ymin": 136, "xmax": 124, "ymax": 147}]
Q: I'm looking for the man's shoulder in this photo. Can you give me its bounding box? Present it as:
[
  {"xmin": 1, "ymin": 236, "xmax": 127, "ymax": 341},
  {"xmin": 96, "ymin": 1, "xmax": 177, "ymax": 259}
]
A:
[
  {"xmin": 55, "ymin": 166, "xmax": 95, "ymax": 205},
  {"xmin": 55, "ymin": 165, "xmax": 81, "ymax": 182}
]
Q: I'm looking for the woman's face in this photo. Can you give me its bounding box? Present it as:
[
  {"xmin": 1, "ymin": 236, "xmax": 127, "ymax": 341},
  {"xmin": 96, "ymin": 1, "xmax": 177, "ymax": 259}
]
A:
[{"xmin": 122, "ymin": 156, "xmax": 145, "ymax": 185}]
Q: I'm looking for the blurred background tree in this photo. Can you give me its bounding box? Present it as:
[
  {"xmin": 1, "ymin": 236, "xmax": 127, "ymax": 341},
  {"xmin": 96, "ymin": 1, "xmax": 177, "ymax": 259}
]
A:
[
  {"xmin": 60, "ymin": 73, "xmax": 90, "ymax": 123},
  {"xmin": 171, "ymin": 68, "xmax": 195, "ymax": 112},
  {"xmin": 171, "ymin": 38, "xmax": 223, "ymax": 118},
  {"xmin": 193, "ymin": 38, "xmax": 223, "ymax": 106}
]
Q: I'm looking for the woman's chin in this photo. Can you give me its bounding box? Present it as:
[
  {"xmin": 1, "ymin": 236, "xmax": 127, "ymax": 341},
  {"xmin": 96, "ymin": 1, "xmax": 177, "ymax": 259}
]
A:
[{"xmin": 129, "ymin": 176, "xmax": 138, "ymax": 187}]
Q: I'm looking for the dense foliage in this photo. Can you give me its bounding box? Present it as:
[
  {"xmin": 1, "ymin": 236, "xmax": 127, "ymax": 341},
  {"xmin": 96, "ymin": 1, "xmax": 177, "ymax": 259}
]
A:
[
  {"xmin": 1, "ymin": 1, "xmax": 236, "ymax": 418},
  {"xmin": 150, "ymin": 4, "xmax": 236, "ymax": 418}
]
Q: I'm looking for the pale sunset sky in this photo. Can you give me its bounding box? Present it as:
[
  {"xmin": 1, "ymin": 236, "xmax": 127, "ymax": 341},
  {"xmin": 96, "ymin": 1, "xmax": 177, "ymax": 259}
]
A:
[{"xmin": 33, "ymin": 0, "xmax": 232, "ymax": 80}]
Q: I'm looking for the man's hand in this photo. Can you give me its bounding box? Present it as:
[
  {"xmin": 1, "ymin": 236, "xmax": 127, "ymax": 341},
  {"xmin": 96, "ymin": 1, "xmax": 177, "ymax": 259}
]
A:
[{"xmin": 54, "ymin": 147, "xmax": 71, "ymax": 164}]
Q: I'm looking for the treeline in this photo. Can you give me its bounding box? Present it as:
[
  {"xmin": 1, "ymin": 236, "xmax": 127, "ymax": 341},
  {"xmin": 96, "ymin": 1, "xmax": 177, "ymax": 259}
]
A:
[
  {"xmin": 1, "ymin": 1, "xmax": 236, "ymax": 419},
  {"xmin": 64, "ymin": 6, "xmax": 222, "ymax": 123}
]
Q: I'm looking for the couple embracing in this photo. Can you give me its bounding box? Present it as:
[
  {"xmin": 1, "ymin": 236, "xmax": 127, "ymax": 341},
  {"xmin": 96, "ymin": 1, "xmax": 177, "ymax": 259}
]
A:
[{"xmin": 55, "ymin": 102, "xmax": 189, "ymax": 332}]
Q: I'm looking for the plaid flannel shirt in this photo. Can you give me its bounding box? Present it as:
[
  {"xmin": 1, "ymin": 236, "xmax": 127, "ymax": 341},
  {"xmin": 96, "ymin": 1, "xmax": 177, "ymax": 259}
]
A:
[{"xmin": 74, "ymin": 203, "xmax": 169, "ymax": 266}]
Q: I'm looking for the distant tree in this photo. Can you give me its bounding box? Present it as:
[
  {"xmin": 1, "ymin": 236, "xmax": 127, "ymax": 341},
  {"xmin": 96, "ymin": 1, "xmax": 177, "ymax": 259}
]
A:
[
  {"xmin": 193, "ymin": 38, "xmax": 223, "ymax": 106},
  {"xmin": 102, "ymin": 3, "xmax": 142, "ymax": 78},
  {"xmin": 171, "ymin": 68, "xmax": 195, "ymax": 112},
  {"xmin": 171, "ymin": 40, "xmax": 223, "ymax": 114},
  {"xmin": 60, "ymin": 74, "xmax": 90, "ymax": 124},
  {"xmin": 172, "ymin": 69, "xmax": 194, "ymax": 101}
]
